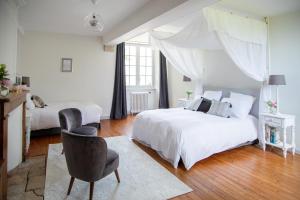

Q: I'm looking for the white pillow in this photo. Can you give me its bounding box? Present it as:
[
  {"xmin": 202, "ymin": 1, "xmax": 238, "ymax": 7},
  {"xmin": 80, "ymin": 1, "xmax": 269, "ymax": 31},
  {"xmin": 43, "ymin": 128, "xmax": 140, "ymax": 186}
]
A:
[
  {"xmin": 203, "ymin": 90, "xmax": 222, "ymax": 101},
  {"xmin": 185, "ymin": 97, "xmax": 202, "ymax": 111},
  {"xmin": 226, "ymin": 92, "xmax": 255, "ymax": 119}
]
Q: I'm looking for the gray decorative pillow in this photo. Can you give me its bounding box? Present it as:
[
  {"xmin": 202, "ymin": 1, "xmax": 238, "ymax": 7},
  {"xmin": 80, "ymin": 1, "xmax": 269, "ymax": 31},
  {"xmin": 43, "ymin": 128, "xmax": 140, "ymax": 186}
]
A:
[
  {"xmin": 185, "ymin": 98, "xmax": 203, "ymax": 111},
  {"xmin": 31, "ymin": 95, "xmax": 46, "ymax": 108},
  {"xmin": 207, "ymin": 100, "xmax": 232, "ymax": 118}
]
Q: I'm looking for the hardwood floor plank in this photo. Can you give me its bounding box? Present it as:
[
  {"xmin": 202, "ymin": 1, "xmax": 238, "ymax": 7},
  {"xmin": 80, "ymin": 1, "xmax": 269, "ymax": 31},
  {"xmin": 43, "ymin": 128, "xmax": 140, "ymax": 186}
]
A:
[{"xmin": 28, "ymin": 116, "xmax": 300, "ymax": 200}]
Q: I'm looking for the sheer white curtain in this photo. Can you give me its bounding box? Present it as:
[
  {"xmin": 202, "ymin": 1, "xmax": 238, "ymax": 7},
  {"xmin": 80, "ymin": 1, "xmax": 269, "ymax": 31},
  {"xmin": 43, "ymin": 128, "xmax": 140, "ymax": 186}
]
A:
[
  {"xmin": 217, "ymin": 33, "xmax": 267, "ymax": 81},
  {"xmin": 203, "ymin": 8, "xmax": 269, "ymax": 145},
  {"xmin": 150, "ymin": 14, "xmax": 222, "ymax": 95},
  {"xmin": 151, "ymin": 35, "xmax": 204, "ymax": 80},
  {"xmin": 203, "ymin": 8, "xmax": 267, "ymax": 82}
]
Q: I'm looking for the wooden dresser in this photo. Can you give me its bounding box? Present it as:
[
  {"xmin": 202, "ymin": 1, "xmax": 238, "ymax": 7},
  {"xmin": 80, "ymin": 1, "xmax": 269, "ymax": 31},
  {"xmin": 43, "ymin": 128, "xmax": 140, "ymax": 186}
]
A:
[{"xmin": 0, "ymin": 91, "xmax": 27, "ymax": 200}]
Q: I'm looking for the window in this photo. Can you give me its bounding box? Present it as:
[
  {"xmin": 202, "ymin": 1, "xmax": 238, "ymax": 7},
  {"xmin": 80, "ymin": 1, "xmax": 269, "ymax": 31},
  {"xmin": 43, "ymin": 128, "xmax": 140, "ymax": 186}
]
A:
[{"xmin": 125, "ymin": 44, "xmax": 154, "ymax": 87}]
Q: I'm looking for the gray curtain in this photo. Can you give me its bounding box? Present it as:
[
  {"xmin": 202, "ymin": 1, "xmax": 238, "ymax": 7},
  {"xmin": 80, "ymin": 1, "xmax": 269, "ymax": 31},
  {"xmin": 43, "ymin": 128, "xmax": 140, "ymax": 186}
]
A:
[
  {"xmin": 110, "ymin": 43, "xmax": 127, "ymax": 119},
  {"xmin": 159, "ymin": 52, "xmax": 170, "ymax": 108}
]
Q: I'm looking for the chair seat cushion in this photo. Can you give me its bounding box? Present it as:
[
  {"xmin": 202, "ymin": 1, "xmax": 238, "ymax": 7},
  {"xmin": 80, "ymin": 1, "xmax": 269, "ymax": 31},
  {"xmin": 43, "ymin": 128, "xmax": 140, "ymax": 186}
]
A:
[
  {"xmin": 71, "ymin": 126, "xmax": 97, "ymax": 136},
  {"xmin": 106, "ymin": 149, "xmax": 119, "ymax": 164},
  {"xmin": 103, "ymin": 149, "xmax": 119, "ymax": 178}
]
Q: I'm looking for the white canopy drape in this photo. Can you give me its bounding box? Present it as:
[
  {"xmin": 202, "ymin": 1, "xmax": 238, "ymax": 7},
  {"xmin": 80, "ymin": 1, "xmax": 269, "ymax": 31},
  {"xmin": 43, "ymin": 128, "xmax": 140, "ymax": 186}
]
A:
[
  {"xmin": 150, "ymin": 7, "xmax": 268, "ymax": 82},
  {"xmin": 203, "ymin": 8, "xmax": 267, "ymax": 81}
]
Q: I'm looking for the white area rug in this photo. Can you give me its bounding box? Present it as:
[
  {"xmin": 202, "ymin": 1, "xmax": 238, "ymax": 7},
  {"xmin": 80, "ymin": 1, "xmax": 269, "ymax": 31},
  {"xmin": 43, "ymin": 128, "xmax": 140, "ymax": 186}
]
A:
[{"xmin": 45, "ymin": 136, "xmax": 192, "ymax": 200}]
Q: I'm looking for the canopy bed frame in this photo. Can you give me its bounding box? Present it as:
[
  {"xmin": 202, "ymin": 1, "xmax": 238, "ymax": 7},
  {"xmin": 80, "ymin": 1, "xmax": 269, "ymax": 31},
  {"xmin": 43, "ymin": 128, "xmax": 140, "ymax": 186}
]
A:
[{"xmin": 131, "ymin": 7, "xmax": 270, "ymax": 170}]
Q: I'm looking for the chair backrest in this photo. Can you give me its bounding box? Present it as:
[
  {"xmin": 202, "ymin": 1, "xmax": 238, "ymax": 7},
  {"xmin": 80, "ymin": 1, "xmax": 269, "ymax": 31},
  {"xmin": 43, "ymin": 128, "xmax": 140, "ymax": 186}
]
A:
[
  {"xmin": 59, "ymin": 108, "xmax": 82, "ymax": 131},
  {"xmin": 61, "ymin": 130, "xmax": 108, "ymax": 182}
]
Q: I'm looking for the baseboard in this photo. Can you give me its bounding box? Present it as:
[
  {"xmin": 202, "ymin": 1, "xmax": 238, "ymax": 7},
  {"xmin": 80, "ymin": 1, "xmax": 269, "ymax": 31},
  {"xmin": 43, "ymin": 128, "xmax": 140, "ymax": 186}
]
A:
[{"xmin": 100, "ymin": 115, "xmax": 110, "ymax": 120}]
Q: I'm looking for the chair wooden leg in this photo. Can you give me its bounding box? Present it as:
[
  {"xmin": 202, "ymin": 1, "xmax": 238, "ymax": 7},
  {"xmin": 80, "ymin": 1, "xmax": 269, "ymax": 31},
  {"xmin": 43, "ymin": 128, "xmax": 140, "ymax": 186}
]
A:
[
  {"xmin": 90, "ymin": 182, "xmax": 94, "ymax": 200},
  {"xmin": 114, "ymin": 169, "xmax": 120, "ymax": 183},
  {"xmin": 67, "ymin": 177, "xmax": 75, "ymax": 195}
]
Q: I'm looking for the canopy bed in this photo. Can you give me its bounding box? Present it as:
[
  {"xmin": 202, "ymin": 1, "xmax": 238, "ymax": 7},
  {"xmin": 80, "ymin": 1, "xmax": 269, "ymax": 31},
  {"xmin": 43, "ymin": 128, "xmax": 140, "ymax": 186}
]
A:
[{"xmin": 131, "ymin": 7, "xmax": 271, "ymax": 170}]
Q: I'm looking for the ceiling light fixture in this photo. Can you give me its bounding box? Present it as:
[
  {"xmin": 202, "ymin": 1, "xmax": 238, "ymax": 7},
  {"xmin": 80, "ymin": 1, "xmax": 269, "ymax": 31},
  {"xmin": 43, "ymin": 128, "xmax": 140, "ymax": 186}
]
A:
[{"xmin": 84, "ymin": 13, "xmax": 104, "ymax": 32}]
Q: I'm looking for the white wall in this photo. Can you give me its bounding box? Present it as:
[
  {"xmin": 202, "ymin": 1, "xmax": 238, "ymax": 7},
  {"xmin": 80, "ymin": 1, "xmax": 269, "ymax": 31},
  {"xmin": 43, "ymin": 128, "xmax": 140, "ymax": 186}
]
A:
[
  {"xmin": 18, "ymin": 32, "xmax": 116, "ymax": 117},
  {"xmin": 0, "ymin": 0, "xmax": 18, "ymax": 79},
  {"xmin": 269, "ymin": 10, "xmax": 300, "ymax": 150},
  {"xmin": 168, "ymin": 50, "xmax": 261, "ymax": 107},
  {"xmin": 168, "ymin": 63, "xmax": 194, "ymax": 107},
  {"xmin": 202, "ymin": 50, "xmax": 261, "ymax": 89},
  {"xmin": 0, "ymin": 0, "xmax": 24, "ymax": 171}
]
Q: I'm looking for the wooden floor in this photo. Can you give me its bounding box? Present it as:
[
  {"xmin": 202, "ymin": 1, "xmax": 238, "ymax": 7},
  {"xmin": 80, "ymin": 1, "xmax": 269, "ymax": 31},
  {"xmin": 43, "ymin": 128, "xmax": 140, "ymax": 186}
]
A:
[{"xmin": 29, "ymin": 116, "xmax": 300, "ymax": 200}]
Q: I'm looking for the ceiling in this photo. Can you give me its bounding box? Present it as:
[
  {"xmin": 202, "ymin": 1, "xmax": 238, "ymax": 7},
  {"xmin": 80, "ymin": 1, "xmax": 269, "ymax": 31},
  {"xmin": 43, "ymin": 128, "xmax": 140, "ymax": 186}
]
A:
[
  {"xmin": 18, "ymin": 0, "xmax": 151, "ymax": 36},
  {"xmin": 156, "ymin": 0, "xmax": 300, "ymax": 34},
  {"xmin": 19, "ymin": 0, "xmax": 300, "ymax": 37}
]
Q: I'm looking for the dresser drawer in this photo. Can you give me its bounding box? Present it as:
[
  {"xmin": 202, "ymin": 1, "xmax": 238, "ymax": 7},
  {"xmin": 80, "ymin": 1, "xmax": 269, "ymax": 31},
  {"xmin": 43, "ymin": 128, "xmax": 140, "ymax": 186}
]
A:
[{"xmin": 264, "ymin": 117, "xmax": 282, "ymax": 127}]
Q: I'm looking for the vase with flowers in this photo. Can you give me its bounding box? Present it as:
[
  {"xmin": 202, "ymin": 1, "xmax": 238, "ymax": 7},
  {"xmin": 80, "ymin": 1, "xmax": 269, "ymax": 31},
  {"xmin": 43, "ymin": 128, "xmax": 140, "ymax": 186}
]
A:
[
  {"xmin": 266, "ymin": 100, "xmax": 277, "ymax": 114},
  {"xmin": 0, "ymin": 64, "xmax": 10, "ymax": 96}
]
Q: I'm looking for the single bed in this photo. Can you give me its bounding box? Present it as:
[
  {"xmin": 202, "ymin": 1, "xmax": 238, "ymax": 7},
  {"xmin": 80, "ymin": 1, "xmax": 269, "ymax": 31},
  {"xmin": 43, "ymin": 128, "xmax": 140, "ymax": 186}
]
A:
[
  {"xmin": 131, "ymin": 88, "xmax": 260, "ymax": 170},
  {"xmin": 30, "ymin": 102, "xmax": 102, "ymax": 136}
]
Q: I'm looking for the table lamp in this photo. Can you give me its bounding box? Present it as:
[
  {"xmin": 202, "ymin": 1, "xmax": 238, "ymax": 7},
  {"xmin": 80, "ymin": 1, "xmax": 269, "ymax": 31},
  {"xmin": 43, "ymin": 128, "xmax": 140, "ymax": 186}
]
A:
[{"xmin": 269, "ymin": 75, "xmax": 286, "ymax": 113}]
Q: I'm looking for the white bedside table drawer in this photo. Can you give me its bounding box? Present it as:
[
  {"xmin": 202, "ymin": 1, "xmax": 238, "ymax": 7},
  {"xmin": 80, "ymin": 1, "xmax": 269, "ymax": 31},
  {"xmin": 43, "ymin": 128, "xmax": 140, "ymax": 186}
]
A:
[{"xmin": 264, "ymin": 117, "xmax": 282, "ymax": 127}]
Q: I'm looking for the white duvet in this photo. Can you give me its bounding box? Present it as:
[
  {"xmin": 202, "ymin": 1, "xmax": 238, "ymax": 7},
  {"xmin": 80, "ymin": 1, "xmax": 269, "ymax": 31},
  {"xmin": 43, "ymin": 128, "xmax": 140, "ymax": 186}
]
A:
[
  {"xmin": 131, "ymin": 108, "xmax": 258, "ymax": 170},
  {"xmin": 30, "ymin": 102, "xmax": 102, "ymax": 131}
]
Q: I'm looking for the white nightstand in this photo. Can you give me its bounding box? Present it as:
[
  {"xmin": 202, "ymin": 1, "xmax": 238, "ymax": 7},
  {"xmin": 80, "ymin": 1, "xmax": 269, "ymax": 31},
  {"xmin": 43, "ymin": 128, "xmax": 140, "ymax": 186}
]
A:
[
  {"xmin": 176, "ymin": 98, "xmax": 192, "ymax": 108},
  {"xmin": 261, "ymin": 113, "xmax": 296, "ymax": 158}
]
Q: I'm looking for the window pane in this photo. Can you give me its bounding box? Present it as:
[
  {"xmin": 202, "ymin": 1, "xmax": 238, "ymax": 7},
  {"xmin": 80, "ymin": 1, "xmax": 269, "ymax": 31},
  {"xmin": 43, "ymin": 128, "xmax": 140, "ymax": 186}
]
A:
[
  {"xmin": 125, "ymin": 66, "xmax": 129, "ymax": 75},
  {"xmin": 140, "ymin": 76, "xmax": 145, "ymax": 86},
  {"xmin": 130, "ymin": 76, "xmax": 136, "ymax": 86},
  {"xmin": 140, "ymin": 47, "xmax": 146, "ymax": 56},
  {"xmin": 129, "ymin": 46, "xmax": 136, "ymax": 55},
  {"xmin": 146, "ymin": 48, "xmax": 152, "ymax": 56},
  {"xmin": 126, "ymin": 76, "xmax": 129, "ymax": 86},
  {"xmin": 146, "ymin": 57, "xmax": 152, "ymax": 66},
  {"xmin": 146, "ymin": 67, "xmax": 152, "ymax": 75},
  {"xmin": 125, "ymin": 44, "xmax": 154, "ymax": 87},
  {"xmin": 130, "ymin": 56, "xmax": 136, "ymax": 65},
  {"xmin": 125, "ymin": 56, "xmax": 129, "ymax": 65},
  {"xmin": 140, "ymin": 66, "xmax": 145, "ymax": 75},
  {"xmin": 140, "ymin": 56, "xmax": 146, "ymax": 66},
  {"xmin": 130, "ymin": 66, "xmax": 136, "ymax": 75},
  {"xmin": 146, "ymin": 76, "xmax": 152, "ymax": 85}
]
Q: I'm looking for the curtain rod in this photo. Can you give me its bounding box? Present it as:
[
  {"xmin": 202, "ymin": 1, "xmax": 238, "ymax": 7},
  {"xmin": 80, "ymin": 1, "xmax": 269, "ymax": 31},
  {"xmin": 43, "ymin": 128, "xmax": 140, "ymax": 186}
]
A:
[
  {"xmin": 213, "ymin": 6, "xmax": 267, "ymax": 24},
  {"xmin": 227, "ymin": 11, "xmax": 268, "ymax": 24}
]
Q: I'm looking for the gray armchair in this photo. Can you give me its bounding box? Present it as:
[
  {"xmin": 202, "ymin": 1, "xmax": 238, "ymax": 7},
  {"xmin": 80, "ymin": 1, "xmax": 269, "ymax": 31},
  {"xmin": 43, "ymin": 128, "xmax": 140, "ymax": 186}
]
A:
[
  {"xmin": 62, "ymin": 131, "xmax": 120, "ymax": 200},
  {"xmin": 59, "ymin": 108, "xmax": 97, "ymax": 136}
]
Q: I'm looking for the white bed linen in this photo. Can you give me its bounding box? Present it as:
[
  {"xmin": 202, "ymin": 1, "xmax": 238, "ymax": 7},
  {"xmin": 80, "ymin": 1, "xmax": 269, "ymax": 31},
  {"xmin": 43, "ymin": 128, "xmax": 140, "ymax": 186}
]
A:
[
  {"xmin": 131, "ymin": 108, "xmax": 258, "ymax": 170},
  {"xmin": 30, "ymin": 102, "xmax": 102, "ymax": 131}
]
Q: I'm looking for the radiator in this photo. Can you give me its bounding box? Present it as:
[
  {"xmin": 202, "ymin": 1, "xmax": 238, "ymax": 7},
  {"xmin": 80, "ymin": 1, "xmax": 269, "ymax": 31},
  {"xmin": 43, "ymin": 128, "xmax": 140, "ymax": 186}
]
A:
[{"xmin": 130, "ymin": 92, "xmax": 149, "ymax": 114}]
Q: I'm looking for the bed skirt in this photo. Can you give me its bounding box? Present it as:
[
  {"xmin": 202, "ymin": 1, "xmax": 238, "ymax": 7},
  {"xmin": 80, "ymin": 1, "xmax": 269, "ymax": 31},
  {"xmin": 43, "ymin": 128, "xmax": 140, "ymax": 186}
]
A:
[{"xmin": 30, "ymin": 123, "xmax": 101, "ymax": 137}]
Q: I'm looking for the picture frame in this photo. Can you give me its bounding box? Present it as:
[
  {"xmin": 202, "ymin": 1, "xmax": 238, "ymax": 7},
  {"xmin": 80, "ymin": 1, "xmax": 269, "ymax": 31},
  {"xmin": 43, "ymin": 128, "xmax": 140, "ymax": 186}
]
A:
[{"xmin": 61, "ymin": 58, "xmax": 72, "ymax": 72}]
